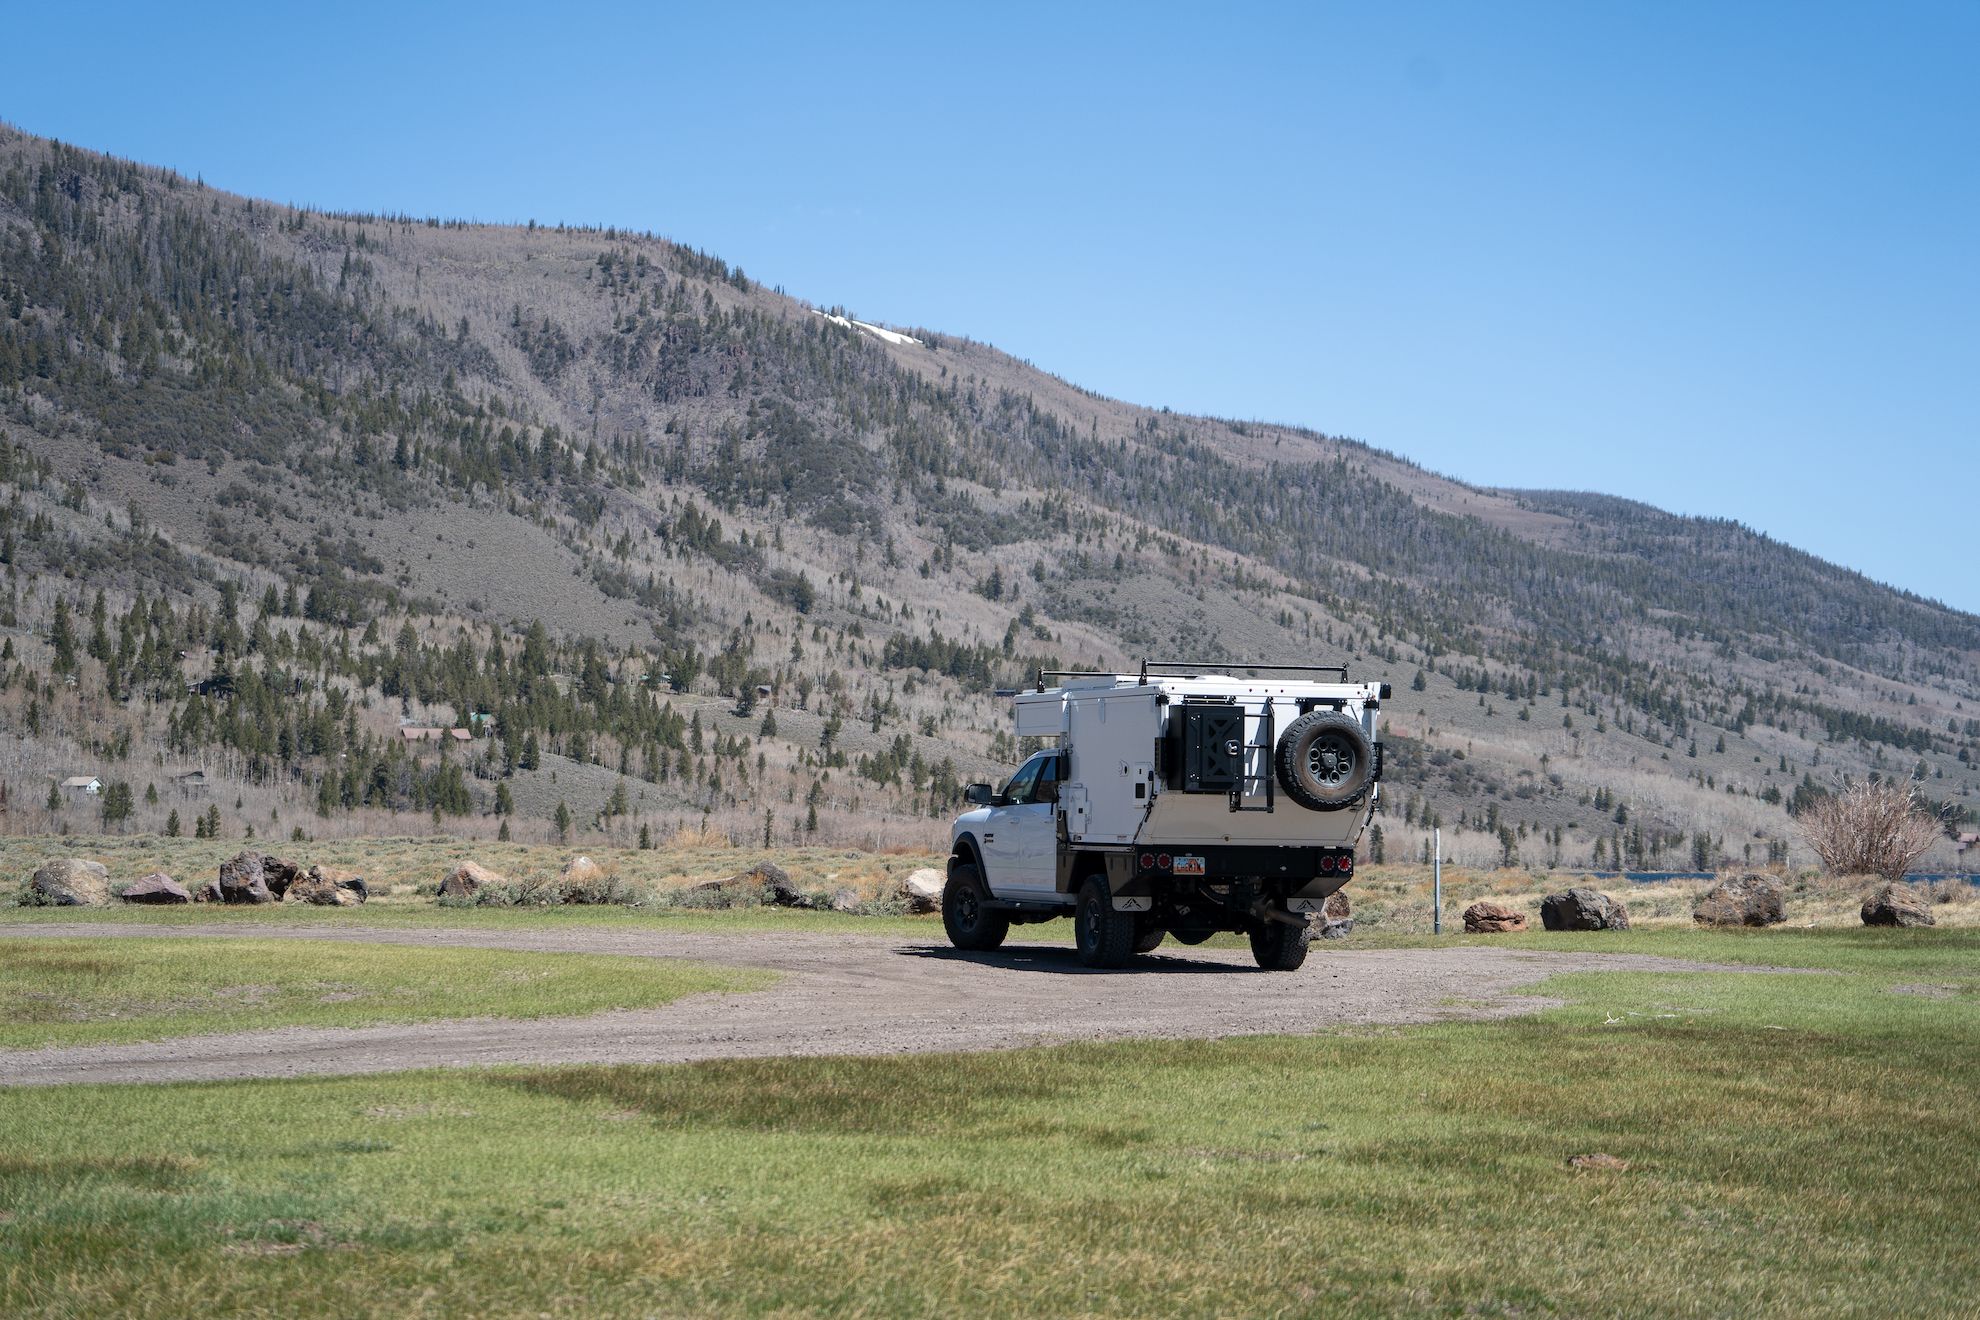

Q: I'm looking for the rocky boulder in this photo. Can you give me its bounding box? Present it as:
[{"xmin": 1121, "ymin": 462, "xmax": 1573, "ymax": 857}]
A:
[
  {"xmin": 829, "ymin": 886, "xmax": 861, "ymax": 914},
  {"xmin": 1541, "ymin": 886, "xmax": 1630, "ymax": 932},
  {"xmin": 1317, "ymin": 889, "xmax": 1354, "ymax": 940},
  {"xmin": 119, "ymin": 872, "xmax": 191, "ymax": 905},
  {"xmin": 1861, "ymin": 883, "xmax": 1935, "ymax": 928},
  {"xmin": 899, "ymin": 868, "xmax": 945, "ymax": 914},
  {"xmin": 1692, "ymin": 874, "xmax": 1785, "ymax": 927},
  {"xmin": 285, "ymin": 866, "xmax": 364, "ymax": 906},
  {"xmin": 561, "ymin": 855, "xmax": 603, "ymax": 886},
  {"xmin": 728, "ymin": 861, "xmax": 810, "ymax": 908},
  {"xmin": 1463, "ymin": 900, "xmax": 1527, "ymax": 934},
  {"xmin": 259, "ymin": 855, "xmax": 304, "ymax": 900},
  {"xmin": 28, "ymin": 858, "xmax": 110, "ymax": 907},
  {"xmin": 216, "ymin": 851, "xmax": 273, "ymax": 904},
  {"xmin": 439, "ymin": 861, "xmax": 504, "ymax": 899}
]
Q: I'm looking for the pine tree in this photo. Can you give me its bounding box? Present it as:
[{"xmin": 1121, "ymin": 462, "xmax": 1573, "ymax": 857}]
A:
[
  {"xmin": 49, "ymin": 597, "xmax": 77, "ymax": 674},
  {"xmin": 166, "ymin": 808, "xmax": 181, "ymax": 837},
  {"xmin": 553, "ymin": 800, "xmax": 572, "ymax": 841},
  {"xmin": 99, "ymin": 782, "xmax": 133, "ymax": 828}
]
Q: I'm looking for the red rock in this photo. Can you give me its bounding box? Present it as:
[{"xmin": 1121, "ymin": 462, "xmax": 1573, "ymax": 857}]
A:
[{"xmin": 1463, "ymin": 900, "xmax": 1527, "ymax": 934}]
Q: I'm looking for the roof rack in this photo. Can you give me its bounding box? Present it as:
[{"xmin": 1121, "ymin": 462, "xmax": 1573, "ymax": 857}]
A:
[
  {"xmin": 1135, "ymin": 660, "xmax": 1350, "ymax": 684},
  {"xmin": 1029, "ymin": 662, "xmax": 1353, "ymax": 692}
]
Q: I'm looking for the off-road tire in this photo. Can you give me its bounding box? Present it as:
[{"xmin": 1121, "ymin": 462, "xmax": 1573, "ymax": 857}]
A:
[
  {"xmin": 1075, "ymin": 877, "xmax": 1137, "ymax": 968},
  {"xmin": 1132, "ymin": 921, "xmax": 1166, "ymax": 955},
  {"xmin": 942, "ymin": 863, "xmax": 1009, "ymax": 951},
  {"xmin": 1249, "ymin": 920, "xmax": 1311, "ymax": 971},
  {"xmin": 1275, "ymin": 710, "xmax": 1375, "ymax": 812}
]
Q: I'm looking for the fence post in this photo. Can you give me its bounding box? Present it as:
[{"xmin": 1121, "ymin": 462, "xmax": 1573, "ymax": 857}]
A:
[{"xmin": 1433, "ymin": 827, "xmax": 1443, "ymax": 935}]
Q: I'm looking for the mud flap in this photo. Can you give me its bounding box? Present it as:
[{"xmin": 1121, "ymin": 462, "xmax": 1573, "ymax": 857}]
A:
[
  {"xmin": 1103, "ymin": 852, "xmax": 1152, "ymax": 912},
  {"xmin": 1287, "ymin": 873, "xmax": 1350, "ymax": 914}
]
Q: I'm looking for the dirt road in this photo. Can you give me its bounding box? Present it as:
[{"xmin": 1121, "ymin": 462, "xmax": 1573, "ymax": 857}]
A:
[{"xmin": 0, "ymin": 923, "xmax": 1754, "ymax": 1086}]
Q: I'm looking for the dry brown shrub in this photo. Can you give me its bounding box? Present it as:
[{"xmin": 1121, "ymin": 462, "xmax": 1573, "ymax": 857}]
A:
[
  {"xmin": 1799, "ymin": 780, "xmax": 1940, "ymax": 882},
  {"xmin": 667, "ymin": 821, "xmax": 734, "ymax": 850}
]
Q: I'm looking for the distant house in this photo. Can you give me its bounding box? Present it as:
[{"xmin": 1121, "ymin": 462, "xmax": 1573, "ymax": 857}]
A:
[
  {"xmin": 173, "ymin": 769, "xmax": 209, "ymax": 795},
  {"xmin": 61, "ymin": 776, "xmax": 102, "ymax": 797},
  {"xmin": 1958, "ymin": 831, "xmax": 1980, "ymax": 856},
  {"xmin": 398, "ymin": 727, "xmax": 473, "ymax": 743}
]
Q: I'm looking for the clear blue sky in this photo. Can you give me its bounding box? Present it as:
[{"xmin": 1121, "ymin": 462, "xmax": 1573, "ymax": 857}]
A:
[{"xmin": 11, "ymin": 2, "xmax": 1978, "ymax": 611}]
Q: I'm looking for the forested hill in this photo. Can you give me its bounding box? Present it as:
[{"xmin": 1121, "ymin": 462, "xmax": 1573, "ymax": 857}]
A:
[{"xmin": 2, "ymin": 124, "xmax": 1975, "ymax": 868}]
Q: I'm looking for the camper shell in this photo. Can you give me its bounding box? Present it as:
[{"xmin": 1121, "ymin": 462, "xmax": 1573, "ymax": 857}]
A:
[{"xmin": 946, "ymin": 662, "xmax": 1390, "ymax": 970}]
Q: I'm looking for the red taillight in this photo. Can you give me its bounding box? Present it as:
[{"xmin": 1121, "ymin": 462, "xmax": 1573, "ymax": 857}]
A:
[
  {"xmin": 1156, "ymin": 853, "xmax": 1172, "ymax": 871},
  {"xmin": 1320, "ymin": 855, "xmax": 1337, "ymax": 872},
  {"xmin": 1139, "ymin": 852, "xmax": 1155, "ymax": 871},
  {"xmin": 1338, "ymin": 856, "xmax": 1353, "ymax": 874}
]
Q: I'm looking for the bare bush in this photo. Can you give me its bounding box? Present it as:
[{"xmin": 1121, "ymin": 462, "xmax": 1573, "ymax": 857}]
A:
[{"xmin": 1799, "ymin": 780, "xmax": 1940, "ymax": 882}]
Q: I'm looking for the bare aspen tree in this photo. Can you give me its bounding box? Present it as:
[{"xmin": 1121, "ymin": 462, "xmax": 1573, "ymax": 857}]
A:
[{"xmin": 1799, "ymin": 780, "xmax": 1941, "ymax": 882}]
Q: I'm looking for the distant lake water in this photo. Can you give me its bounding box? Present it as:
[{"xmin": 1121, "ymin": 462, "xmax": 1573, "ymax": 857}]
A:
[{"xmin": 1573, "ymin": 870, "xmax": 1979, "ymax": 887}]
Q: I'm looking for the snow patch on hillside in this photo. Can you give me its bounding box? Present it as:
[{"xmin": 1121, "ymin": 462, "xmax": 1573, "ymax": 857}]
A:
[{"xmin": 812, "ymin": 310, "xmax": 921, "ymax": 347}]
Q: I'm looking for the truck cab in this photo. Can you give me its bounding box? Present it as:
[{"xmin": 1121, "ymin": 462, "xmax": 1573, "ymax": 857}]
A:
[{"xmin": 947, "ymin": 663, "xmax": 1389, "ymax": 970}]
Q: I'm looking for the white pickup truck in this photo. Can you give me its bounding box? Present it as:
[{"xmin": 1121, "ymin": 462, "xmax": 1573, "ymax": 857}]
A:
[{"xmin": 946, "ymin": 663, "xmax": 1389, "ymax": 970}]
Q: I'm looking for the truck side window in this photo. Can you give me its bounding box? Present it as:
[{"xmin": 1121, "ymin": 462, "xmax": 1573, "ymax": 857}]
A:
[
  {"xmin": 1033, "ymin": 752, "xmax": 1061, "ymax": 804},
  {"xmin": 1001, "ymin": 758, "xmax": 1041, "ymax": 805}
]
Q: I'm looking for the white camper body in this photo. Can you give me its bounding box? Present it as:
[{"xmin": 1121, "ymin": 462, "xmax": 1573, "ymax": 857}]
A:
[{"xmin": 1014, "ymin": 673, "xmax": 1382, "ymax": 851}]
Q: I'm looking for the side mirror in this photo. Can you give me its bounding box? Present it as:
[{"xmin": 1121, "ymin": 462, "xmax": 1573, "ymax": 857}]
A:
[{"xmin": 962, "ymin": 783, "xmax": 995, "ymax": 806}]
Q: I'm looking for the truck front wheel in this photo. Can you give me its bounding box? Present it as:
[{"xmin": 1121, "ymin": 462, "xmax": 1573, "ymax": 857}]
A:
[
  {"xmin": 943, "ymin": 862, "xmax": 1010, "ymax": 951},
  {"xmin": 1249, "ymin": 919, "xmax": 1311, "ymax": 971},
  {"xmin": 1075, "ymin": 878, "xmax": 1137, "ymax": 968}
]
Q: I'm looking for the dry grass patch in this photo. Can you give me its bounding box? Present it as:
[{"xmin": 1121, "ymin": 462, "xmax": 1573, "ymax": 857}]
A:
[{"xmin": 1345, "ymin": 863, "xmax": 1980, "ymax": 933}]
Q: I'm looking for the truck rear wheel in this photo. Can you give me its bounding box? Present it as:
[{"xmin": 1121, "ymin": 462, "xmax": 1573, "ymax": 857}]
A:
[
  {"xmin": 1249, "ymin": 920, "xmax": 1310, "ymax": 971},
  {"xmin": 942, "ymin": 863, "xmax": 1009, "ymax": 951},
  {"xmin": 1132, "ymin": 921, "xmax": 1166, "ymax": 955},
  {"xmin": 1275, "ymin": 710, "xmax": 1374, "ymax": 811},
  {"xmin": 1075, "ymin": 878, "xmax": 1136, "ymax": 968}
]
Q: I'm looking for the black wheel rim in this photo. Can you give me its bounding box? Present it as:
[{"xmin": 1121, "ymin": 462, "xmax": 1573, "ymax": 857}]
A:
[
  {"xmin": 956, "ymin": 884, "xmax": 980, "ymax": 931},
  {"xmin": 1306, "ymin": 732, "xmax": 1357, "ymax": 789},
  {"xmin": 1079, "ymin": 895, "xmax": 1099, "ymax": 949}
]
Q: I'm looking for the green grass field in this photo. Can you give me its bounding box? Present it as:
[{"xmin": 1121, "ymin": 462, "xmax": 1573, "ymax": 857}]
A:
[
  {"xmin": 2, "ymin": 927, "xmax": 1974, "ymax": 1316},
  {"xmin": 0, "ymin": 939, "xmax": 766, "ymax": 1050}
]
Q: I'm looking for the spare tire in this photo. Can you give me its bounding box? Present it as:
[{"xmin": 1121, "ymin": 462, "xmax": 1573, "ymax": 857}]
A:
[{"xmin": 1275, "ymin": 709, "xmax": 1374, "ymax": 811}]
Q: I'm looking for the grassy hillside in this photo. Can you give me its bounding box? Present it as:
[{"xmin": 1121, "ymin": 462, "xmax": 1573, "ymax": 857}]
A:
[{"xmin": 1, "ymin": 124, "xmax": 1976, "ymax": 866}]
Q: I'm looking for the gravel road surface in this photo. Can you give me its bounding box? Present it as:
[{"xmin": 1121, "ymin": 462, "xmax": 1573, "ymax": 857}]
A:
[{"xmin": 0, "ymin": 923, "xmax": 1759, "ymax": 1087}]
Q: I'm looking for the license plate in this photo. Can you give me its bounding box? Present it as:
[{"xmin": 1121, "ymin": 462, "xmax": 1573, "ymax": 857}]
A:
[{"xmin": 1172, "ymin": 854, "xmax": 1206, "ymax": 876}]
